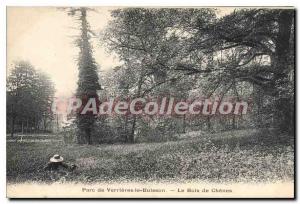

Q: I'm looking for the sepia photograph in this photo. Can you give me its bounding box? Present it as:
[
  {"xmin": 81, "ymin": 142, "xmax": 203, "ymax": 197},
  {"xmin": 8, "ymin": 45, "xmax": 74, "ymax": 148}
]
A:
[{"xmin": 6, "ymin": 6, "xmax": 295, "ymax": 198}]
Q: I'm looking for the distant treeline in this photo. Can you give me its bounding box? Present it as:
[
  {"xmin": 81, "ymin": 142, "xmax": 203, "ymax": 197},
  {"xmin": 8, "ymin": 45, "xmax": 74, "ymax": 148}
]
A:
[{"xmin": 7, "ymin": 61, "xmax": 55, "ymax": 136}]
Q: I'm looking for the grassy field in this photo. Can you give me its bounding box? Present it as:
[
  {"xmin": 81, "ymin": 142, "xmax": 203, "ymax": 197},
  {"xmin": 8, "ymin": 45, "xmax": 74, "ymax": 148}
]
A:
[{"xmin": 7, "ymin": 129, "xmax": 294, "ymax": 184}]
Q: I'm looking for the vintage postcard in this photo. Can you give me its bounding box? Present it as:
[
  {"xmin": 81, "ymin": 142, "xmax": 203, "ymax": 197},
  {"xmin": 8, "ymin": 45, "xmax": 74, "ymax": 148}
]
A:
[{"xmin": 6, "ymin": 6, "xmax": 295, "ymax": 198}]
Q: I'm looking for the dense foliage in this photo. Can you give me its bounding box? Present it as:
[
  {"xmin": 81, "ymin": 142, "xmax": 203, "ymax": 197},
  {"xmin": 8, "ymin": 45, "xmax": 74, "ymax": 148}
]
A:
[
  {"xmin": 7, "ymin": 61, "xmax": 55, "ymax": 136},
  {"xmin": 67, "ymin": 8, "xmax": 102, "ymax": 144},
  {"xmin": 101, "ymin": 8, "xmax": 294, "ymax": 143}
]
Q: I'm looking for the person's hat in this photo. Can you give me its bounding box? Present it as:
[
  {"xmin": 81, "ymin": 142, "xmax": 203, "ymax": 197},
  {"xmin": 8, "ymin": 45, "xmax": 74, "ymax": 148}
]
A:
[{"xmin": 50, "ymin": 154, "xmax": 64, "ymax": 163}]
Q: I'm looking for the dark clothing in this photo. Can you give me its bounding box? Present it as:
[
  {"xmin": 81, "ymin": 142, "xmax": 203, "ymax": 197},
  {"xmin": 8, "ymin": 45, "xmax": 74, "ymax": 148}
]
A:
[{"xmin": 44, "ymin": 162, "xmax": 76, "ymax": 171}]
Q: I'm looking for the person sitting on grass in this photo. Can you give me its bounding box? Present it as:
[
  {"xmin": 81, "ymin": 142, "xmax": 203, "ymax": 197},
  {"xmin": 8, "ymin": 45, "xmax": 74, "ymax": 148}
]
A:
[{"xmin": 44, "ymin": 154, "xmax": 77, "ymax": 171}]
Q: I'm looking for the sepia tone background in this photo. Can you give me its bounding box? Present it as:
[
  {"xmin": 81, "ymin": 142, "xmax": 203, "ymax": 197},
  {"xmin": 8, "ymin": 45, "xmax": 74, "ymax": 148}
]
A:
[{"xmin": 6, "ymin": 7, "xmax": 295, "ymax": 198}]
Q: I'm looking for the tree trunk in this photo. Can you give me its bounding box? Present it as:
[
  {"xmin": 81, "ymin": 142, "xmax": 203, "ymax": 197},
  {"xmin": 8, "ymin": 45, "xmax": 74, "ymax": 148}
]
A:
[
  {"xmin": 232, "ymin": 116, "xmax": 236, "ymax": 130},
  {"xmin": 253, "ymin": 84, "xmax": 263, "ymax": 128},
  {"xmin": 21, "ymin": 121, "xmax": 24, "ymax": 134},
  {"xmin": 182, "ymin": 115, "xmax": 186, "ymax": 133},
  {"xmin": 129, "ymin": 70, "xmax": 144, "ymax": 143},
  {"xmin": 86, "ymin": 128, "xmax": 92, "ymax": 145},
  {"xmin": 128, "ymin": 117, "xmax": 136, "ymax": 143},
  {"xmin": 44, "ymin": 118, "xmax": 47, "ymax": 132},
  {"xmin": 273, "ymin": 10, "xmax": 294, "ymax": 133},
  {"xmin": 10, "ymin": 116, "xmax": 15, "ymax": 137},
  {"xmin": 123, "ymin": 117, "xmax": 128, "ymax": 143},
  {"xmin": 206, "ymin": 116, "xmax": 211, "ymax": 131},
  {"xmin": 26, "ymin": 118, "xmax": 29, "ymax": 133}
]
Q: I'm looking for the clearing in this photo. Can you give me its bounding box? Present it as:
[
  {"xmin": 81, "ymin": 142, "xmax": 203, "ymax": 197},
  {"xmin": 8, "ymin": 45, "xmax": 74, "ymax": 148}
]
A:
[{"xmin": 7, "ymin": 129, "xmax": 294, "ymax": 183}]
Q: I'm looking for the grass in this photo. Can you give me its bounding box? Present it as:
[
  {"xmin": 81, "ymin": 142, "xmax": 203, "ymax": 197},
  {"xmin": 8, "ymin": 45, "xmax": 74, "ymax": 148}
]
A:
[{"xmin": 7, "ymin": 129, "xmax": 294, "ymax": 184}]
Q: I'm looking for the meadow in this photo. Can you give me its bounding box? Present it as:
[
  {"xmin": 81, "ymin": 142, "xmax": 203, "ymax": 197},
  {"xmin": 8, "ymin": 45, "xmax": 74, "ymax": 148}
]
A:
[{"xmin": 7, "ymin": 129, "xmax": 294, "ymax": 184}]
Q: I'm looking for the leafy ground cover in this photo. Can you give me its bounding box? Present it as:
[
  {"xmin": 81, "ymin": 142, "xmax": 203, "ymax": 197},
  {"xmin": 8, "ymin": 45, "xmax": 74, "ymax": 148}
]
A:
[{"xmin": 7, "ymin": 129, "xmax": 294, "ymax": 183}]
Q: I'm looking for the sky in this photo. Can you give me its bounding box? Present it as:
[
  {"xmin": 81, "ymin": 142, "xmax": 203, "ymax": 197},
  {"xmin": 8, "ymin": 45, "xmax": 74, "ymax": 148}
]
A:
[
  {"xmin": 7, "ymin": 7, "xmax": 120, "ymax": 96},
  {"xmin": 7, "ymin": 7, "xmax": 234, "ymax": 96}
]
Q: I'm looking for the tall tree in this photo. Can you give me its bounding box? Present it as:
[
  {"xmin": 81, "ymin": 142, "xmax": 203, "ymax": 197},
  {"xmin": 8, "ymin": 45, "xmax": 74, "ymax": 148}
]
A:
[
  {"xmin": 200, "ymin": 9, "xmax": 295, "ymax": 133},
  {"xmin": 68, "ymin": 8, "xmax": 102, "ymax": 144},
  {"xmin": 104, "ymin": 8, "xmax": 294, "ymax": 135},
  {"xmin": 103, "ymin": 8, "xmax": 216, "ymax": 142},
  {"xmin": 7, "ymin": 61, "xmax": 55, "ymax": 137}
]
